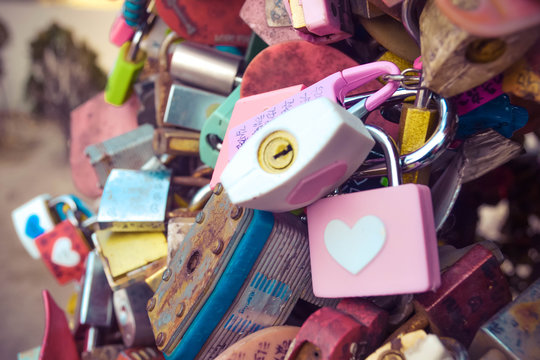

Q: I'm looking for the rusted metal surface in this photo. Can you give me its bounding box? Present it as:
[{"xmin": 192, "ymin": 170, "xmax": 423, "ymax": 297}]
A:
[
  {"xmin": 148, "ymin": 189, "xmax": 253, "ymax": 354},
  {"xmin": 414, "ymin": 244, "xmax": 512, "ymax": 347}
]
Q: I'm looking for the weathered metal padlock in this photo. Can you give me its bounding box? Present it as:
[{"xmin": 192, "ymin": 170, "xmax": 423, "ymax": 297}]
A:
[
  {"xmin": 74, "ymin": 250, "xmax": 113, "ymax": 352},
  {"xmin": 468, "ymin": 277, "xmax": 540, "ymax": 360},
  {"xmin": 307, "ymin": 125, "xmax": 440, "ymax": 297},
  {"xmin": 285, "ymin": 298, "xmax": 389, "ymax": 359},
  {"xmin": 92, "ymin": 230, "xmax": 167, "ymax": 290},
  {"xmin": 221, "ymin": 97, "xmax": 376, "ymax": 212},
  {"xmin": 386, "ymin": 244, "xmax": 512, "ymax": 348},
  {"xmin": 97, "ymin": 169, "xmax": 172, "ymax": 232},
  {"xmin": 148, "ymin": 186, "xmax": 336, "ymax": 360},
  {"xmin": 113, "ymin": 282, "xmax": 155, "ymax": 347},
  {"xmin": 85, "ymin": 124, "xmax": 156, "ymax": 189}
]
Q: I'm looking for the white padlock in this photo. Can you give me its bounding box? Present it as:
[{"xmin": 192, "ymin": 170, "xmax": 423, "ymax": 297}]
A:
[{"xmin": 221, "ymin": 97, "xmax": 375, "ymax": 212}]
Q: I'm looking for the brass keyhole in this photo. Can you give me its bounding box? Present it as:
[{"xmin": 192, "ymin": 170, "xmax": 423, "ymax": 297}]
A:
[{"xmin": 258, "ymin": 131, "xmax": 298, "ymax": 173}]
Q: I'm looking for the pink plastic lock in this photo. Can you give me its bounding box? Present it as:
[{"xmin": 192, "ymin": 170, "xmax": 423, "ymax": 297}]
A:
[
  {"xmin": 110, "ymin": 14, "xmax": 135, "ymax": 47},
  {"xmin": 435, "ymin": 0, "xmax": 540, "ymax": 37},
  {"xmin": 306, "ymin": 125, "xmax": 440, "ymax": 298},
  {"xmin": 228, "ymin": 61, "xmax": 400, "ymax": 159},
  {"xmin": 454, "ymin": 74, "xmax": 503, "ymax": 116}
]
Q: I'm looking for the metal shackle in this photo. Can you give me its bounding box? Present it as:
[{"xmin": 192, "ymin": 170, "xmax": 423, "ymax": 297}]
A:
[
  {"xmin": 346, "ymin": 88, "xmax": 457, "ymax": 178},
  {"xmin": 365, "ymin": 125, "xmax": 402, "ymax": 187},
  {"xmin": 49, "ymin": 195, "xmax": 80, "ymax": 227}
]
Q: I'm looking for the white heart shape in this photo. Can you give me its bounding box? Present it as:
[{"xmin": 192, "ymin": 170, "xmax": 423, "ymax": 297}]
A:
[
  {"xmin": 324, "ymin": 216, "xmax": 386, "ymax": 274},
  {"xmin": 51, "ymin": 237, "xmax": 80, "ymax": 267}
]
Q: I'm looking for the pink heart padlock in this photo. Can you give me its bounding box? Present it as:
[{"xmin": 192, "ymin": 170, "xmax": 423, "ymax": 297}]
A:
[{"xmin": 307, "ymin": 125, "xmax": 441, "ymax": 297}]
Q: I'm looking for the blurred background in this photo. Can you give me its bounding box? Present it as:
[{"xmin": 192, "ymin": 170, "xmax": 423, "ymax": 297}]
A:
[{"xmin": 0, "ymin": 1, "xmax": 120, "ymax": 358}]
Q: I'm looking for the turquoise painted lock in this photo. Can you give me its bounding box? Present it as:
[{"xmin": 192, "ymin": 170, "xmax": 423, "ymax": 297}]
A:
[
  {"xmin": 104, "ymin": 26, "xmax": 147, "ymax": 106},
  {"xmin": 148, "ymin": 185, "xmax": 336, "ymax": 360},
  {"xmin": 199, "ymin": 86, "xmax": 241, "ymax": 168}
]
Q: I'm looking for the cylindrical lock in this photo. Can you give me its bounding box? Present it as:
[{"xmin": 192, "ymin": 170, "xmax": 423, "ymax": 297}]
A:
[
  {"xmin": 169, "ymin": 41, "xmax": 243, "ymax": 95},
  {"xmin": 113, "ymin": 282, "xmax": 156, "ymax": 347}
]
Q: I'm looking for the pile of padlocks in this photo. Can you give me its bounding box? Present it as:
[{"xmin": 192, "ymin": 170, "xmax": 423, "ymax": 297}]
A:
[{"xmin": 11, "ymin": 0, "xmax": 540, "ymax": 359}]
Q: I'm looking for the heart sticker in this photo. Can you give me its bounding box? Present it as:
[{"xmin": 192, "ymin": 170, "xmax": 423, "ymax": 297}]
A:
[
  {"xmin": 51, "ymin": 237, "xmax": 81, "ymax": 267},
  {"xmin": 324, "ymin": 215, "xmax": 386, "ymax": 274},
  {"xmin": 25, "ymin": 214, "xmax": 45, "ymax": 238}
]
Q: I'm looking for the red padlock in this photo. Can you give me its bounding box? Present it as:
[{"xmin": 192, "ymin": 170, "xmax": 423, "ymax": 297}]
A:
[{"xmin": 286, "ymin": 299, "xmax": 389, "ymax": 359}]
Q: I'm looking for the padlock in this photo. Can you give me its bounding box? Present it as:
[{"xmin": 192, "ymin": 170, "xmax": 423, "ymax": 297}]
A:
[
  {"xmin": 211, "ymin": 84, "xmax": 306, "ymax": 189},
  {"xmin": 169, "ymin": 41, "xmax": 243, "ymax": 96},
  {"xmin": 199, "ymin": 86, "xmax": 242, "ymax": 168},
  {"xmin": 468, "ymin": 277, "xmax": 540, "ymax": 360},
  {"xmin": 307, "ymin": 124, "xmax": 440, "ymax": 297},
  {"xmin": 162, "ymin": 83, "xmax": 226, "ymax": 130},
  {"xmin": 11, "ymin": 194, "xmax": 56, "ymax": 259},
  {"xmin": 40, "ymin": 290, "xmax": 79, "ymax": 360},
  {"xmin": 285, "ymin": 298, "xmax": 389, "ymax": 359},
  {"xmin": 92, "ymin": 230, "xmax": 167, "ymax": 290},
  {"xmin": 386, "ymin": 244, "xmax": 512, "ymax": 348},
  {"xmin": 420, "ymin": 0, "xmax": 540, "ymax": 98},
  {"xmin": 366, "ymin": 330, "xmax": 467, "ymax": 360},
  {"xmin": 109, "ymin": 13, "xmax": 135, "ymax": 47},
  {"xmin": 284, "ymin": 0, "xmax": 354, "ymax": 44},
  {"xmin": 456, "ymin": 93, "xmax": 528, "ymax": 140},
  {"xmin": 34, "ymin": 199, "xmax": 91, "ymax": 285},
  {"xmin": 148, "ymin": 186, "xmax": 337, "ymax": 360},
  {"xmin": 70, "ymin": 90, "xmax": 139, "ymax": 198},
  {"xmin": 240, "ymin": 0, "xmax": 304, "ymax": 46},
  {"xmin": 152, "ymin": 127, "xmax": 200, "ymax": 157},
  {"xmin": 221, "ymin": 97, "xmax": 376, "ymax": 212},
  {"xmin": 155, "ymin": 0, "xmax": 251, "ymax": 46},
  {"xmin": 358, "ymin": 15, "xmax": 420, "ymax": 63},
  {"xmin": 104, "ymin": 24, "xmax": 148, "ymax": 106},
  {"xmin": 214, "ymin": 326, "xmax": 299, "ymax": 360},
  {"xmin": 397, "ymin": 86, "xmax": 438, "ymax": 184},
  {"xmin": 228, "ymin": 61, "xmax": 400, "ymax": 159},
  {"xmin": 97, "ymin": 169, "xmax": 171, "ymax": 232},
  {"xmin": 85, "ymin": 124, "xmax": 156, "ymax": 189},
  {"xmin": 435, "ymin": 0, "xmax": 540, "ymax": 37},
  {"xmin": 113, "ymin": 282, "xmax": 155, "ymax": 347},
  {"xmin": 50, "ymin": 194, "xmax": 94, "ymax": 223},
  {"xmin": 74, "ymin": 250, "xmax": 114, "ymax": 352}
]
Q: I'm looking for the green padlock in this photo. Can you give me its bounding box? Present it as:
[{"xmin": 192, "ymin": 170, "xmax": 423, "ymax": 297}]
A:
[
  {"xmin": 104, "ymin": 29, "xmax": 147, "ymax": 106},
  {"xmin": 199, "ymin": 86, "xmax": 241, "ymax": 168}
]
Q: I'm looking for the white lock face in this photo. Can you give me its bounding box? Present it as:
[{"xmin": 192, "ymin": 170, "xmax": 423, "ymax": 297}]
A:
[{"xmin": 221, "ymin": 97, "xmax": 375, "ymax": 212}]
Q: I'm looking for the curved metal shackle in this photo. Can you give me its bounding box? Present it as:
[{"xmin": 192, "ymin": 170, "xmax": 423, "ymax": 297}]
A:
[
  {"xmin": 365, "ymin": 125, "xmax": 402, "ymax": 187},
  {"xmin": 345, "ymin": 88, "xmax": 458, "ymax": 178},
  {"xmin": 49, "ymin": 195, "xmax": 80, "ymax": 227},
  {"xmin": 402, "ymin": 0, "xmax": 422, "ymax": 46}
]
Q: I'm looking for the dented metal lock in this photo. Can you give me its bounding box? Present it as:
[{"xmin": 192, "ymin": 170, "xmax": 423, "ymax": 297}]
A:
[
  {"xmin": 92, "ymin": 230, "xmax": 168, "ymax": 291},
  {"xmin": 85, "ymin": 124, "xmax": 156, "ymax": 189},
  {"xmin": 148, "ymin": 186, "xmax": 336, "ymax": 360},
  {"xmin": 97, "ymin": 169, "xmax": 172, "ymax": 232}
]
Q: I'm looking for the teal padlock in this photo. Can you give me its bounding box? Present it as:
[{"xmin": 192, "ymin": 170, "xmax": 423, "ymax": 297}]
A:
[
  {"xmin": 104, "ymin": 28, "xmax": 147, "ymax": 106},
  {"xmin": 199, "ymin": 86, "xmax": 241, "ymax": 168}
]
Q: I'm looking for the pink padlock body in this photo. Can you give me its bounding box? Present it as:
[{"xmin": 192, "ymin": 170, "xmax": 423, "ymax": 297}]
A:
[
  {"xmin": 307, "ymin": 184, "xmax": 440, "ymax": 297},
  {"xmin": 302, "ymin": 0, "xmax": 343, "ymax": 36},
  {"xmin": 109, "ymin": 14, "xmax": 135, "ymax": 47},
  {"xmin": 210, "ymin": 84, "xmax": 305, "ymax": 189}
]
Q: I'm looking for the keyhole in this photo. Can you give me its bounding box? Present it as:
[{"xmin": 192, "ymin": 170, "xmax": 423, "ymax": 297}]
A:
[{"xmin": 273, "ymin": 144, "xmax": 293, "ymax": 159}]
